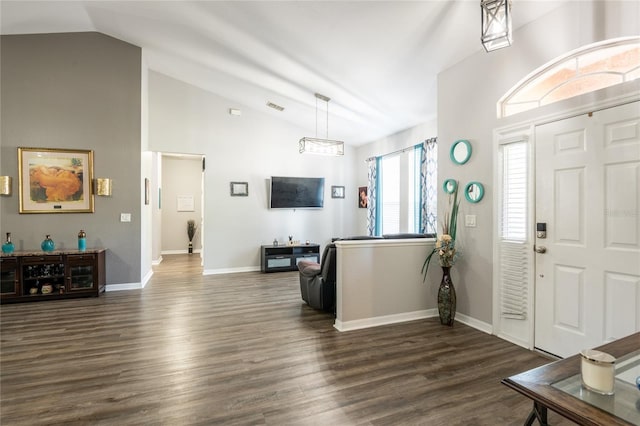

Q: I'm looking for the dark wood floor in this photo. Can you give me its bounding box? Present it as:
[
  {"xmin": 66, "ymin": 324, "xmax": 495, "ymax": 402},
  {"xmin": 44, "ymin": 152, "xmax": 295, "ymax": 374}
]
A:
[{"xmin": 1, "ymin": 254, "xmax": 575, "ymax": 425}]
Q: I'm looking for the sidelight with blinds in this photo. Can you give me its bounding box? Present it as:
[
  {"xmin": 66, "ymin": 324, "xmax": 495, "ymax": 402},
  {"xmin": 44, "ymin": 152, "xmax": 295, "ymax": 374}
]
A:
[{"xmin": 498, "ymin": 139, "xmax": 530, "ymax": 320}]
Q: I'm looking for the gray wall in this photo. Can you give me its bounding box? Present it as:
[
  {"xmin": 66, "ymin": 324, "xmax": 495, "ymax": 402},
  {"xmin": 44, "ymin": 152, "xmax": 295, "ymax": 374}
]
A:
[
  {"xmin": 0, "ymin": 32, "xmax": 142, "ymax": 285},
  {"xmin": 436, "ymin": 1, "xmax": 640, "ymax": 324}
]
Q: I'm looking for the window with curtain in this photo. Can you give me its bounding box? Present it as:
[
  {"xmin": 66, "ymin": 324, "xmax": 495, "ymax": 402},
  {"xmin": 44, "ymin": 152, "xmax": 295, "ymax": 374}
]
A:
[
  {"xmin": 380, "ymin": 154, "xmax": 401, "ymax": 234},
  {"xmin": 367, "ymin": 138, "xmax": 437, "ymax": 236}
]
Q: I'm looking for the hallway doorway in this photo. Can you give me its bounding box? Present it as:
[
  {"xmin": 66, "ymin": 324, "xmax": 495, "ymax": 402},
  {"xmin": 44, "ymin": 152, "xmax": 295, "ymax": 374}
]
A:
[{"xmin": 152, "ymin": 153, "xmax": 205, "ymax": 265}]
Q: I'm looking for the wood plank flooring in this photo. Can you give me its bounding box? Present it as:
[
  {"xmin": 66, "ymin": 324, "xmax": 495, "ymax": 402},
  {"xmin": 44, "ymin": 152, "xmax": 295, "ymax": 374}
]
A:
[{"xmin": 1, "ymin": 254, "xmax": 575, "ymax": 425}]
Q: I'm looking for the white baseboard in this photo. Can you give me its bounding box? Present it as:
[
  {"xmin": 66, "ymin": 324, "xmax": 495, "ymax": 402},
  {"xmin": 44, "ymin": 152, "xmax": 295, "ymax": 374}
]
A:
[
  {"xmin": 104, "ymin": 270, "xmax": 152, "ymax": 292},
  {"xmin": 152, "ymin": 256, "xmax": 163, "ymax": 265},
  {"xmin": 454, "ymin": 312, "xmax": 493, "ymax": 335},
  {"xmin": 333, "ymin": 309, "xmax": 494, "ymax": 334},
  {"xmin": 160, "ymin": 249, "xmax": 202, "ymax": 255},
  {"xmin": 496, "ymin": 332, "xmax": 531, "ymax": 350},
  {"xmin": 334, "ymin": 309, "xmax": 438, "ymax": 332},
  {"xmin": 141, "ymin": 269, "xmax": 153, "ymax": 289},
  {"xmin": 106, "ymin": 264, "xmax": 258, "ymax": 290},
  {"xmin": 203, "ymin": 266, "xmax": 261, "ymax": 275},
  {"xmin": 106, "ymin": 282, "xmax": 143, "ymax": 291}
]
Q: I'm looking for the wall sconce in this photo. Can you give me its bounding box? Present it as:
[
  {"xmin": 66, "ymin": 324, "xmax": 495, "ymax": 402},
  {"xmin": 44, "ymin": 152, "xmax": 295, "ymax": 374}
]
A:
[
  {"xmin": 481, "ymin": 0, "xmax": 512, "ymax": 52},
  {"xmin": 0, "ymin": 176, "xmax": 12, "ymax": 196},
  {"xmin": 94, "ymin": 178, "xmax": 113, "ymax": 196}
]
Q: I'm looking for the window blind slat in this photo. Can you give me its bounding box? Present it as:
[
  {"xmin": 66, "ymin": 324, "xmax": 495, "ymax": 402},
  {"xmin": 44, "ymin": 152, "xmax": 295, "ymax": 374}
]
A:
[{"xmin": 499, "ymin": 141, "xmax": 529, "ymax": 320}]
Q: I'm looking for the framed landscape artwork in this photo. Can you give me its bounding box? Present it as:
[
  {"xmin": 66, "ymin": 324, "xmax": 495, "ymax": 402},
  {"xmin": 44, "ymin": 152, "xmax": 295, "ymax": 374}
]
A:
[{"xmin": 18, "ymin": 147, "xmax": 94, "ymax": 213}]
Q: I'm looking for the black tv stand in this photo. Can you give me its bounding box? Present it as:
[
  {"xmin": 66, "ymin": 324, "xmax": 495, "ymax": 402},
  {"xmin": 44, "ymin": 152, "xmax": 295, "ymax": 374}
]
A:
[{"xmin": 260, "ymin": 244, "xmax": 320, "ymax": 273}]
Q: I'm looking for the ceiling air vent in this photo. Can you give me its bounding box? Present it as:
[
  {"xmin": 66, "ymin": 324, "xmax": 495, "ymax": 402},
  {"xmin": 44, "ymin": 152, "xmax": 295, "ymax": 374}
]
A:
[{"xmin": 266, "ymin": 102, "xmax": 284, "ymax": 112}]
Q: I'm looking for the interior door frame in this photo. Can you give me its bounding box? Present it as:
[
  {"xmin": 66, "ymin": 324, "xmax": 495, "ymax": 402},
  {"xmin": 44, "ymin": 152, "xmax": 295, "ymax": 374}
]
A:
[{"xmin": 492, "ymin": 83, "xmax": 640, "ymax": 350}]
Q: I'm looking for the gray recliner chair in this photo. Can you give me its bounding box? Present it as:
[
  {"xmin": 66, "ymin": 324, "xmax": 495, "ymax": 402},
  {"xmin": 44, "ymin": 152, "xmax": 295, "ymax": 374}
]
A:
[
  {"xmin": 297, "ymin": 243, "xmax": 336, "ymax": 312},
  {"xmin": 297, "ymin": 236, "xmax": 386, "ymax": 312}
]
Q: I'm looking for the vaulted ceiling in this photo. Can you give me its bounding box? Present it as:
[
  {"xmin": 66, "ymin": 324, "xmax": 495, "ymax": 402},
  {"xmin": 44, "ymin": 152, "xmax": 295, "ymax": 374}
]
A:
[{"xmin": 1, "ymin": 1, "xmax": 564, "ymax": 145}]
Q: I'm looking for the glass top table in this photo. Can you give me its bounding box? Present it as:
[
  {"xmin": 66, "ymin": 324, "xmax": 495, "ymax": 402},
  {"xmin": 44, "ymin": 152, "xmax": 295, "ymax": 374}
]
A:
[
  {"xmin": 552, "ymin": 350, "xmax": 640, "ymax": 425},
  {"xmin": 502, "ymin": 333, "xmax": 640, "ymax": 426}
]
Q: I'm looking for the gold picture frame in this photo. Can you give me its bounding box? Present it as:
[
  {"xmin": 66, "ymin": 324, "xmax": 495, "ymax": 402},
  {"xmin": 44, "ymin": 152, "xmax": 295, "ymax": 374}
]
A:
[{"xmin": 18, "ymin": 147, "xmax": 94, "ymax": 213}]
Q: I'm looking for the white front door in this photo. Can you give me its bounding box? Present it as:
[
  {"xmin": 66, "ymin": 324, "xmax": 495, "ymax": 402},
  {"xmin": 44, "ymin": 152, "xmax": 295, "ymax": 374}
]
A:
[{"xmin": 534, "ymin": 101, "xmax": 640, "ymax": 358}]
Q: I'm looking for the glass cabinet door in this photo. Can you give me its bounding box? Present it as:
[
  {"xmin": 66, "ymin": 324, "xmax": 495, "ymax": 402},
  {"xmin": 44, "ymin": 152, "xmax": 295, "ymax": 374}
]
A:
[
  {"xmin": 67, "ymin": 254, "xmax": 96, "ymax": 292},
  {"xmin": 1, "ymin": 258, "xmax": 19, "ymax": 297}
]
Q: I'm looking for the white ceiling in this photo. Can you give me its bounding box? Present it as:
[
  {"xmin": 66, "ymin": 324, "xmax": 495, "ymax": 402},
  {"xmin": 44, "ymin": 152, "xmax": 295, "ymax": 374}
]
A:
[{"xmin": 1, "ymin": 1, "xmax": 564, "ymax": 145}]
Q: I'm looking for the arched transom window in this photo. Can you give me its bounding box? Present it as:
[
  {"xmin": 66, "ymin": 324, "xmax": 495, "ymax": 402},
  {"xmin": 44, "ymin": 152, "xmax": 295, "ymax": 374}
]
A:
[{"xmin": 499, "ymin": 37, "xmax": 640, "ymax": 118}]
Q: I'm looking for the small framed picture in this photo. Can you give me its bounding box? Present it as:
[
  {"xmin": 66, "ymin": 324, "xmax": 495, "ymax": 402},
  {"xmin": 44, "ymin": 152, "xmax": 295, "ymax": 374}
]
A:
[
  {"xmin": 144, "ymin": 178, "xmax": 150, "ymax": 205},
  {"xmin": 331, "ymin": 185, "xmax": 345, "ymax": 199},
  {"xmin": 230, "ymin": 181, "xmax": 248, "ymax": 196},
  {"xmin": 358, "ymin": 186, "xmax": 368, "ymax": 208},
  {"xmin": 177, "ymin": 195, "xmax": 195, "ymax": 211}
]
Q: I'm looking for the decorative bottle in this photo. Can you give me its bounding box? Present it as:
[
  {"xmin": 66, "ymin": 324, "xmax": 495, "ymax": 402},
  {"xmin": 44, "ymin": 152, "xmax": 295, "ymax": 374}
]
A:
[
  {"xmin": 78, "ymin": 230, "xmax": 86, "ymax": 251},
  {"xmin": 2, "ymin": 232, "xmax": 15, "ymax": 254},
  {"xmin": 41, "ymin": 235, "xmax": 55, "ymax": 252}
]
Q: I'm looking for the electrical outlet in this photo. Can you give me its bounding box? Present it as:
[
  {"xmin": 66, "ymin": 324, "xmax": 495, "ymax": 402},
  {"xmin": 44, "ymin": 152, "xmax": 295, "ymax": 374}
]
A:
[
  {"xmin": 120, "ymin": 213, "xmax": 131, "ymax": 222},
  {"xmin": 465, "ymin": 214, "xmax": 477, "ymax": 227}
]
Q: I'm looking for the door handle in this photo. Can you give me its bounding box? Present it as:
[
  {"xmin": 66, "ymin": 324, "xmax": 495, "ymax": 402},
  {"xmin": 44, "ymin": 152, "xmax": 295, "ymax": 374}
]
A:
[{"xmin": 535, "ymin": 246, "xmax": 547, "ymax": 254}]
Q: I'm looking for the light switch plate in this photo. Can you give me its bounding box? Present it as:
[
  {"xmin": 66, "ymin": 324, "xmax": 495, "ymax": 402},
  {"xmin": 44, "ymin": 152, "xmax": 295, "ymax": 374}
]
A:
[
  {"xmin": 465, "ymin": 214, "xmax": 477, "ymax": 227},
  {"xmin": 120, "ymin": 213, "xmax": 131, "ymax": 222}
]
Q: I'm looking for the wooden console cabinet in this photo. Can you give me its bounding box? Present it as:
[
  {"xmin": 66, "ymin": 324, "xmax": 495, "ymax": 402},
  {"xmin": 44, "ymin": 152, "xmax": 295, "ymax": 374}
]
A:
[
  {"xmin": 261, "ymin": 244, "xmax": 320, "ymax": 272},
  {"xmin": 0, "ymin": 249, "xmax": 106, "ymax": 304}
]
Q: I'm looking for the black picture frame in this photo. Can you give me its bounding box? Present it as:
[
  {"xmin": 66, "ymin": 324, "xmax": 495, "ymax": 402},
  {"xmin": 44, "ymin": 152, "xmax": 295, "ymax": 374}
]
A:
[
  {"xmin": 230, "ymin": 181, "xmax": 248, "ymax": 196},
  {"xmin": 331, "ymin": 185, "xmax": 345, "ymax": 199}
]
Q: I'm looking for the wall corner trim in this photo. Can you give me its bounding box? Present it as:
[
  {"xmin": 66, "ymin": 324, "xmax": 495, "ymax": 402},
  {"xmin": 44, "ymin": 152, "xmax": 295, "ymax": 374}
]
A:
[{"xmin": 453, "ymin": 313, "xmax": 493, "ymax": 335}]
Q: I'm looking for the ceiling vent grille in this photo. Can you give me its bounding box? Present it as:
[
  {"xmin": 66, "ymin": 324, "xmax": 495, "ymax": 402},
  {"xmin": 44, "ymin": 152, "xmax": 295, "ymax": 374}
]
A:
[{"xmin": 266, "ymin": 102, "xmax": 284, "ymax": 111}]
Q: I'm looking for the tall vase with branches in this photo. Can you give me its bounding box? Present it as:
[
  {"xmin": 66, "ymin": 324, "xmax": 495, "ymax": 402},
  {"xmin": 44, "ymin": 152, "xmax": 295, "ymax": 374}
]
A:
[
  {"xmin": 422, "ymin": 182, "xmax": 460, "ymax": 325},
  {"xmin": 187, "ymin": 220, "xmax": 197, "ymax": 254}
]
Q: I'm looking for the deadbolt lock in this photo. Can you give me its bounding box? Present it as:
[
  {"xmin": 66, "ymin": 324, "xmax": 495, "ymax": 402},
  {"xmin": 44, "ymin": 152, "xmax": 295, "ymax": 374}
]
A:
[{"xmin": 536, "ymin": 222, "xmax": 547, "ymax": 239}]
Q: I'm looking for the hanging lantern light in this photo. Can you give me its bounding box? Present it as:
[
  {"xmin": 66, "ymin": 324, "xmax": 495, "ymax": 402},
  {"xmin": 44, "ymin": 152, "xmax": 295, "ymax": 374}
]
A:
[{"xmin": 481, "ymin": 0, "xmax": 512, "ymax": 52}]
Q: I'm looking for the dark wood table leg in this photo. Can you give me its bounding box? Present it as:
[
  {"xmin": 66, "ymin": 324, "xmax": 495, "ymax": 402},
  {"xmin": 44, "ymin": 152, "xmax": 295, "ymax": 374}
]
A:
[{"xmin": 524, "ymin": 402, "xmax": 549, "ymax": 426}]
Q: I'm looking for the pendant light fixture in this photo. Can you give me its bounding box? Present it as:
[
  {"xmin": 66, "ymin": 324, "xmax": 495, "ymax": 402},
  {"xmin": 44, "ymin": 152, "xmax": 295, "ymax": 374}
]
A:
[
  {"xmin": 481, "ymin": 0, "xmax": 512, "ymax": 52},
  {"xmin": 299, "ymin": 93, "xmax": 344, "ymax": 156}
]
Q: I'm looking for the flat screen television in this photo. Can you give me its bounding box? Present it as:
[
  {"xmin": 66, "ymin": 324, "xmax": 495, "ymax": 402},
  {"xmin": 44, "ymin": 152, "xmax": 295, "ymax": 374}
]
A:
[{"xmin": 270, "ymin": 176, "xmax": 325, "ymax": 209}]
